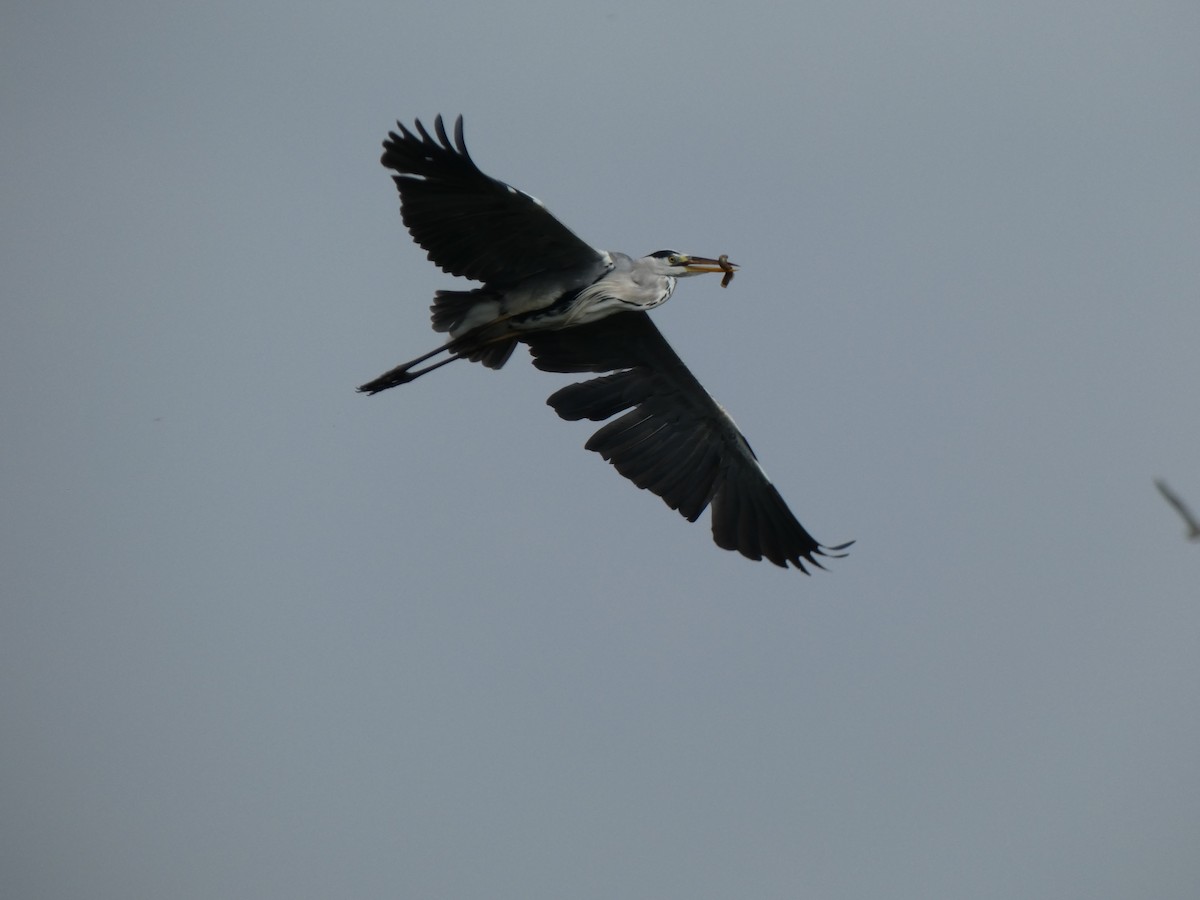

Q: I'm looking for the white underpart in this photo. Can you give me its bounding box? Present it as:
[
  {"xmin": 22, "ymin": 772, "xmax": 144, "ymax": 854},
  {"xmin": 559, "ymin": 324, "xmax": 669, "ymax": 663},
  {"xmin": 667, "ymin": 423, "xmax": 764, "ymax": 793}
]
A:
[
  {"xmin": 446, "ymin": 251, "xmax": 618, "ymax": 338},
  {"xmin": 560, "ymin": 271, "xmax": 676, "ymax": 327},
  {"xmin": 450, "ymin": 299, "xmax": 505, "ymax": 336}
]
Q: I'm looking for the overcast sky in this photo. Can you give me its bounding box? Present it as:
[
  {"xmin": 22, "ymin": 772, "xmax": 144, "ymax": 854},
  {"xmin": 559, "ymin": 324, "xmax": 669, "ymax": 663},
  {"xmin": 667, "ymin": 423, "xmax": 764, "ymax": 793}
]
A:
[{"xmin": 3, "ymin": 2, "xmax": 1199, "ymax": 898}]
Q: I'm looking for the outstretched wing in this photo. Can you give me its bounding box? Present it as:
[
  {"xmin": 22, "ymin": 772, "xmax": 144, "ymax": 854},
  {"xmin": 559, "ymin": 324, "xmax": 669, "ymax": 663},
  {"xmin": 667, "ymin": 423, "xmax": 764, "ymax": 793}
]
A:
[
  {"xmin": 382, "ymin": 116, "xmax": 608, "ymax": 286},
  {"xmin": 524, "ymin": 311, "xmax": 851, "ymax": 571}
]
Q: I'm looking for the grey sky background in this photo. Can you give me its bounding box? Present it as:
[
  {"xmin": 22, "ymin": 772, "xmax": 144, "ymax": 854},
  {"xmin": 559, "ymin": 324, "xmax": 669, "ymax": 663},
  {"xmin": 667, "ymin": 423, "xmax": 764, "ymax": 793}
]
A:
[{"xmin": 3, "ymin": 1, "xmax": 1199, "ymax": 897}]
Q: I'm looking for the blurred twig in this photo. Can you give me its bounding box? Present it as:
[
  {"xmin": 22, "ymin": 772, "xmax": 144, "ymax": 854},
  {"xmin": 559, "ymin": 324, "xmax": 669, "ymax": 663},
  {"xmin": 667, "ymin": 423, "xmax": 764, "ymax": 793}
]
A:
[{"xmin": 1155, "ymin": 479, "xmax": 1200, "ymax": 541}]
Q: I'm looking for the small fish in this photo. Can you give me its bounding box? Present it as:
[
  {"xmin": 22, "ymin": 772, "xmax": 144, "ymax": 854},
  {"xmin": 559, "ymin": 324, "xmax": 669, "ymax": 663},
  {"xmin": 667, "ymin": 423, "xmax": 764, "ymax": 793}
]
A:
[{"xmin": 718, "ymin": 254, "xmax": 736, "ymax": 288}]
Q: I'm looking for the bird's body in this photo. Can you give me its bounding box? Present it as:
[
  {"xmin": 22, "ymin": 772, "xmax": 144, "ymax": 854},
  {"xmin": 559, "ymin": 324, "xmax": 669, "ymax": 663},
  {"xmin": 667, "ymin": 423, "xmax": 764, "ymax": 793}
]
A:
[
  {"xmin": 360, "ymin": 115, "xmax": 850, "ymax": 571},
  {"xmin": 441, "ymin": 250, "xmax": 677, "ymax": 338}
]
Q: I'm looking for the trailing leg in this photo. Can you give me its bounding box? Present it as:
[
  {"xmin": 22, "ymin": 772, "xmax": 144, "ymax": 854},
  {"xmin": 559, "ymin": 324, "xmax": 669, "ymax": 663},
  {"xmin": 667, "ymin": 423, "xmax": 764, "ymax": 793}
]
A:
[
  {"xmin": 357, "ymin": 343, "xmax": 462, "ymax": 394},
  {"xmin": 356, "ymin": 326, "xmax": 520, "ymax": 395}
]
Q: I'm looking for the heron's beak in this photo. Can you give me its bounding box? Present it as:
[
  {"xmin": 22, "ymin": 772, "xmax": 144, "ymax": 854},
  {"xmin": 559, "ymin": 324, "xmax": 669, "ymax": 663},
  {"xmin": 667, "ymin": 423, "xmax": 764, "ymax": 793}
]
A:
[{"xmin": 681, "ymin": 255, "xmax": 737, "ymax": 275}]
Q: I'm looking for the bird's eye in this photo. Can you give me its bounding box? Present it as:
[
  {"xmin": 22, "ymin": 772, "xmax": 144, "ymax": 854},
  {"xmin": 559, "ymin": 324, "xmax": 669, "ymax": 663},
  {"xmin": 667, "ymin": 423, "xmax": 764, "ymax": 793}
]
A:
[{"xmin": 667, "ymin": 254, "xmax": 683, "ymax": 266}]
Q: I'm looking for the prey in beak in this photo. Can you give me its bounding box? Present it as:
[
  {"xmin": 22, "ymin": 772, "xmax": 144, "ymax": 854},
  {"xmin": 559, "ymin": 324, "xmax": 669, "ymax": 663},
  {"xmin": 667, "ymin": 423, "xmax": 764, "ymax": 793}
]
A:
[{"xmin": 679, "ymin": 254, "xmax": 738, "ymax": 288}]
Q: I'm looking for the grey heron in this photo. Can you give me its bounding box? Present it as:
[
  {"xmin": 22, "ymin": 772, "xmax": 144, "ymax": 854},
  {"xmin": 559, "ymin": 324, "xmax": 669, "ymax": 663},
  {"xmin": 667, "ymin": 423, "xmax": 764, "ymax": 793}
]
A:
[{"xmin": 359, "ymin": 115, "xmax": 851, "ymax": 571}]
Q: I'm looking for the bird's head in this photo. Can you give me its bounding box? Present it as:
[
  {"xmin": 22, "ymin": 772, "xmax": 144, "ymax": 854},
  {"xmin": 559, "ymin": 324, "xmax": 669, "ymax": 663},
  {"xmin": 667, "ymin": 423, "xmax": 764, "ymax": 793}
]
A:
[{"xmin": 644, "ymin": 250, "xmax": 738, "ymax": 279}]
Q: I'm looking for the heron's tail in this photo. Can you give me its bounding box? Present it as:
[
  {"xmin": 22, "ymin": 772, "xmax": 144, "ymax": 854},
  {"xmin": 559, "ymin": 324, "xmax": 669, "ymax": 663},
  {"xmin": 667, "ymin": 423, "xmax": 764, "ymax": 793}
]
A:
[{"xmin": 431, "ymin": 288, "xmax": 502, "ymax": 335}]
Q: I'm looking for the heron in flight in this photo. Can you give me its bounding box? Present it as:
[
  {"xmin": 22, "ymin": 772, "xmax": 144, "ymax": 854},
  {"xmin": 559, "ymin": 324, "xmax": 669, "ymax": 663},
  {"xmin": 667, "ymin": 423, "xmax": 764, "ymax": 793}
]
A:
[{"xmin": 359, "ymin": 115, "xmax": 851, "ymax": 571}]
